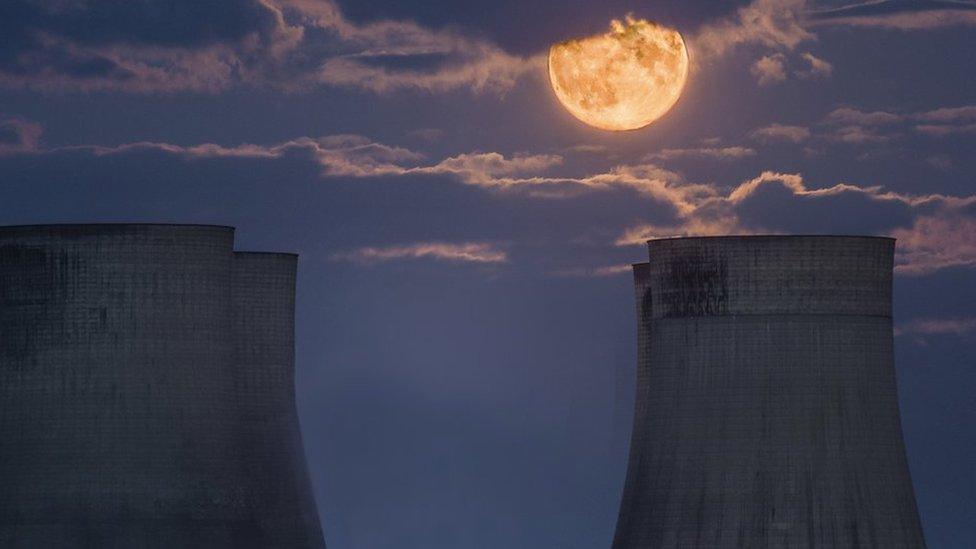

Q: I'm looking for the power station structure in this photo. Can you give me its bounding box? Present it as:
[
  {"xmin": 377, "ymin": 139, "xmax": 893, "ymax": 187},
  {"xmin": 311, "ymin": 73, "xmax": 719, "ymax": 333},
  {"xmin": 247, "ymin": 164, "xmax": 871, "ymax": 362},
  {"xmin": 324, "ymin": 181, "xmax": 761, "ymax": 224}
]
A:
[
  {"xmin": 613, "ymin": 236, "xmax": 926, "ymax": 548},
  {"xmin": 0, "ymin": 224, "xmax": 325, "ymax": 548}
]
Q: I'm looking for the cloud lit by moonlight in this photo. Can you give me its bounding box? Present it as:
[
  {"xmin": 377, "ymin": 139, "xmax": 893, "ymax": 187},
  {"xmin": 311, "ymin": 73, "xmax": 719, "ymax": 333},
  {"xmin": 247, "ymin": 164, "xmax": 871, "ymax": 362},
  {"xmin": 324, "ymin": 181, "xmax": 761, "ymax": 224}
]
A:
[{"xmin": 548, "ymin": 16, "xmax": 689, "ymax": 131}]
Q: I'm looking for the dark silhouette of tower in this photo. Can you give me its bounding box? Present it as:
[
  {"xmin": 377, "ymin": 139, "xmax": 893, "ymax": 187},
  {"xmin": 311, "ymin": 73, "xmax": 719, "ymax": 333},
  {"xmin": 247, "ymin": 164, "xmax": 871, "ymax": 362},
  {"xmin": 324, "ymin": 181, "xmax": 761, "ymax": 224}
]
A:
[
  {"xmin": 0, "ymin": 224, "xmax": 325, "ymax": 548},
  {"xmin": 614, "ymin": 236, "xmax": 925, "ymax": 548}
]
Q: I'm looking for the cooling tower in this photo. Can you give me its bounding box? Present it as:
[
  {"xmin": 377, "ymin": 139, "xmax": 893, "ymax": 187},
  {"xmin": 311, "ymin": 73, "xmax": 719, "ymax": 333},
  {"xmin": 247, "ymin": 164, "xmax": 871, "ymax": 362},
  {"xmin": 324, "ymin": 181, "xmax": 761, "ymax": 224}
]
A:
[
  {"xmin": 0, "ymin": 224, "xmax": 325, "ymax": 548},
  {"xmin": 613, "ymin": 236, "xmax": 925, "ymax": 548}
]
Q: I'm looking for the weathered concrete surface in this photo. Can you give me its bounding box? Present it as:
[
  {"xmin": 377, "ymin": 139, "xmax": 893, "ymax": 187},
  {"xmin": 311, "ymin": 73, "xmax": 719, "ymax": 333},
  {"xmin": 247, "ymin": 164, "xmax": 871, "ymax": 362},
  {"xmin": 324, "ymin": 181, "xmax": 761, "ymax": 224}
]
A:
[
  {"xmin": 613, "ymin": 236, "xmax": 925, "ymax": 548},
  {"xmin": 0, "ymin": 224, "xmax": 325, "ymax": 548}
]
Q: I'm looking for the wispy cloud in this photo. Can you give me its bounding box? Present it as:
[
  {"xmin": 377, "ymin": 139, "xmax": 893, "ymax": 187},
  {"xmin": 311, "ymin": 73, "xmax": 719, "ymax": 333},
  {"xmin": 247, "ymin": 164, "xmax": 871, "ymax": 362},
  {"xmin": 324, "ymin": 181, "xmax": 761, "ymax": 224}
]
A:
[
  {"xmin": 644, "ymin": 146, "xmax": 757, "ymax": 161},
  {"xmin": 809, "ymin": 0, "xmax": 976, "ymax": 30},
  {"xmin": 0, "ymin": 116, "xmax": 43, "ymax": 154},
  {"xmin": 751, "ymin": 123, "xmax": 811, "ymax": 143},
  {"xmin": 754, "ymin": 104, "xmax": 976, "ymax": 147},
  {"xmin": 564, "ymin": 144, "xmax": 609, "ymax": 155},
  {"xmin": 549, "ymin": 263, "xmax": 633, "ymax": 278},
  {"xmin": 332, "ymin": 241, "xmax": 507, "ymax": 265},
  {"xmin": 825, "ymin": 107, "xmax": 903, "ymax": 126},
  {"xmin": 826, "ymin": 125, "xmax": 895, "ymax": 144},
  {"xmin": 748, "ymin": 50, "xmax": 831, "ymax": 85},
  {"xmin": 896, "ymin": 317, "xmax": 976, "ymax": 337},
  {"xmin": 912, "ymin": 105, "xmax": 976, "ymax": 136},
  {"xmin": 614, "ymin": 217, "xmax": 747, "ymax": 246},
  {"xmin": 797, "ymin": 52, "xmax": 833, "ymax": 78}
]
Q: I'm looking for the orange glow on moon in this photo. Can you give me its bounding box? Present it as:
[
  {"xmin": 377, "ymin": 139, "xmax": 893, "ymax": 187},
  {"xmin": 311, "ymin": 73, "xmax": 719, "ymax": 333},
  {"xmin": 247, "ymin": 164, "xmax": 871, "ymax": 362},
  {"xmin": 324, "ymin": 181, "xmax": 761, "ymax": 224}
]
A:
[{"xmin": 548, "ymin": 16, "xmax": 689, "ymax": 132}]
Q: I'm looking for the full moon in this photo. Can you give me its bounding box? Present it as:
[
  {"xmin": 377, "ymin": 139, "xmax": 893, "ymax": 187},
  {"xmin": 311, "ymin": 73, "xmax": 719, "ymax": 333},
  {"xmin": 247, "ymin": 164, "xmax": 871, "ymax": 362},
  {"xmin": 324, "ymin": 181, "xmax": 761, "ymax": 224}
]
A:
[{"xmin": 548, "ymin": 16, "xmax": 689, "ymax": 132}]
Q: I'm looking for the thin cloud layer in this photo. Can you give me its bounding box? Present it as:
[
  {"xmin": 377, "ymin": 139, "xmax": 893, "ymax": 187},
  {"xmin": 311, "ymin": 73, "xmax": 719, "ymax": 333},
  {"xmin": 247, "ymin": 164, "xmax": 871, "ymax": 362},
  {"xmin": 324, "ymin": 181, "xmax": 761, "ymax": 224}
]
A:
[
  {"xmin": 549, "ymin": 264, "xmax": 633, "ymax": 278},
  {"xmin": 332, "ymin": 242, "xmax": 508, "ymax": 265},
  {"xmin": 644, "ymin": 146, "xmax": 757, "ymax": 161},
  {"xmin": 751, "ymin": 123, "xmax": 812, "ymax": 143},
  {"xmin": 797, "ymin": 52, "xmax": 833, "ymax": 78},
  {"xmin": 752, "ymin": 104, "xmax": 976, "ymax": 147},
  {"xmin": 809, "ymin": 0, "xmax": 976, "ymax": 30},
  {"xmin": 0, "ymin": 116, "xmax": 42, "ymax": 154},
  {"xmin": 895, "ymin": 317, "xmax": 976, "ymax": 337}
]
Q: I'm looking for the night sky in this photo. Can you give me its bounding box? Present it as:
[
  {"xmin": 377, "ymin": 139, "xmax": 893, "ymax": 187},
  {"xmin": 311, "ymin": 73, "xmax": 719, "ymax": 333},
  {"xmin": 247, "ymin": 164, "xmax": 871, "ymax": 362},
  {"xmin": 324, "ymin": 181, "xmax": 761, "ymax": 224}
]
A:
[{"xmin": 1, "ymin": 1, "xmax": 974, "ymax": 547}]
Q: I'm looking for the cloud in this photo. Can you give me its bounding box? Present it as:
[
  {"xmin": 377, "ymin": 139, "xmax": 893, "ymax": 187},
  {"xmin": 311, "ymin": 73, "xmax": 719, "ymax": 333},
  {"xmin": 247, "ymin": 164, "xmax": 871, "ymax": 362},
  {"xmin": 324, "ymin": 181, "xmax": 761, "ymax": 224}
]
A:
[
  {"xmin": 895, "ymin": 317, "xmax": 976, "ymax": 337},
  {"xmin": 0, "ymin": 0, "xmax": 539, "ymax": 95},
  {"xmin": 751, "ymin": 53, "xmax": 789, "ymax": 84},
  {"xmin": 0, "ymin": 116, "xmax": 43, "ymax": 154},
  {"xmin": 727, "ymin": 171, "xmax": 975, "ymax": 209},
  {"xmin": 914, "ymin": 105, "xmax": 976, "ymax": 123},
  {"xmin": 912, "ymin": 105, "xmax": 976, "ymax": 135},
  {"xmin": 825, "ymin": 107, "xmax": 903, "ymax": 126},
  {"xmin": 809, "ymin": 0, "xmax": 976, "ymax": 30},
  {"xmin": 835, "ymin": 104, "xmax": 976, "ymax": 139},
  {"xmin": 690, "ymin": 0, "xmax": 836, "ymax": 87},
  {"xmin": 423, "ymin": 152, "xmax": 564, "ymax": 184},
  {"xmin": 756, "ymin": 104, "xmax": 976, "ymax": 147},
  {"xmin": 892, "ymin": 215, "xmax": 976, "ymax": 275},
  {"xmin": 914, "ymin": 123, "xmax": 976, "ymax": 136},
  {"xmin": 826, "ymin": 125, "xmax": 894, "ymax": 144},
  {"xmin": 644, "ymin": 146, "xmax": 757, "ymax": 161},
  {"xmin": 797, "ymin": 52, "xmax": 832, "ymax": 78},
  {"xmin": 691, "ymin": 0, "xmax": 975, "ymax": 88},
  {"xmin": 0, "ymin": 0, "xmax": 299, "ymax": 93},
  {"xmin": 691, "ymin": 0, "xmax": 814, "ymax": 61},
  {"xmin": 407, "ymin": 128, "xmax": 444, "ymax": 141},
  {"xmin": 332, "ymin": 241, "xmax": 507, "ymax": 265},
  {"xmin": 751, "ymin": 123, "xmax": 811, "ymax": 143},
  {"xmin": 750, "ymin": 50, "xmax": 831, "ymax": 85},
  {"xmin": 614, "ymin": 217, "xmax": 747, "ymax": 246},
  {"xmin": 926, "ymin": 154, "xmax": 955, "ymax": 171},
  {"xmin": 549, "ymin": 264, "xmax": 633, "ymax": 278},
  {"xmin": 565, "ymin": 144, "xmax": 609, "ymax": 154}
]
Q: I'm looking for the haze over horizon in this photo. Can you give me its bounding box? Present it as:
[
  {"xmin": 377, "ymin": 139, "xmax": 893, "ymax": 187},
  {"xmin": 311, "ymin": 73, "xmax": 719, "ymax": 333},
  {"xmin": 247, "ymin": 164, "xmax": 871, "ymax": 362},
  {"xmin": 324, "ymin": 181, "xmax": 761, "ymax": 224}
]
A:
[{"xmin": 1, "ymin": 1, "xmax": 974, "ymax": 547}]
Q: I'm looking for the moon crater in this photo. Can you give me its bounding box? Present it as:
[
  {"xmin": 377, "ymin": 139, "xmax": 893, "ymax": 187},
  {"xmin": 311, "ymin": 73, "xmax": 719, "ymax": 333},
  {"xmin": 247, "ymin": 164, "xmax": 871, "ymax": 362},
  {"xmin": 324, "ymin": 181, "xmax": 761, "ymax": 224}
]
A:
[{"xmin": 549, "ymin": 16, "xmax": 689, "ymax": 131}]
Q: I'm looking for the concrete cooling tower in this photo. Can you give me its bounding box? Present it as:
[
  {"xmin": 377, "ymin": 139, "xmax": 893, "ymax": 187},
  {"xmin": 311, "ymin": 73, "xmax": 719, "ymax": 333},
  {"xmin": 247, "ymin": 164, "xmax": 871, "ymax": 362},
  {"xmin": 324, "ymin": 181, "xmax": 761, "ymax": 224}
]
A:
[
  {"xmin": 613, "ymin": 236, "xmax": 925, "ymax": 548},
  {"xmin": 0, "ymin": 224, "xmax": 325, "ymax": 548}
]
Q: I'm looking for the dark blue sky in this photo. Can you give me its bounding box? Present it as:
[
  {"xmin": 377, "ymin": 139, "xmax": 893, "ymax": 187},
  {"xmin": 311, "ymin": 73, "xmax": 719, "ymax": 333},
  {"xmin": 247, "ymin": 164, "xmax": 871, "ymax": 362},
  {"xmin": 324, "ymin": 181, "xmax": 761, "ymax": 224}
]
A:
[{"xmin": 1, "ymin": 1, "xmax": 974, "ymax": 547}]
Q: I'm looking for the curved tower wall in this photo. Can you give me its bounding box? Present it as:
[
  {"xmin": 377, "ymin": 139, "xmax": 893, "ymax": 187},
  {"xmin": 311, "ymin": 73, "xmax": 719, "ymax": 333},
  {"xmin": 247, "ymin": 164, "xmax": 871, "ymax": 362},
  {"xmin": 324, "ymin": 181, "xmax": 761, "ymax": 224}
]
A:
[
  {"xmin": 232, "ymin": 252, "xmax": 325, "ymax": 548},
  {"xmin": 0, "ymin": 225, "xmax": 325, "ymax": 548},
  {"xmin": 613, "ymin": 236, "xmax": 925, "ymax": 548}
]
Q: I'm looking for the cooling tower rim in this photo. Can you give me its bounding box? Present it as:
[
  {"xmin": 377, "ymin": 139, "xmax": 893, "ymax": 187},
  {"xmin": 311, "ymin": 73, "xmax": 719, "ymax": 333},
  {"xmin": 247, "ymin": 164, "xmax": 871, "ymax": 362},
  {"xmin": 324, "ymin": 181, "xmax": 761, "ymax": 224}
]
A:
[
  {"xmin": 0, "ymin": 222, "xmax": 235, "ymax": 232},
  {"xmin": 647, "ymin": 234, "xmax": 895, "ymax": 244},
  {"xmin": 235, "ymin": 250, "xmax": 299, "ymax": 258}
]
